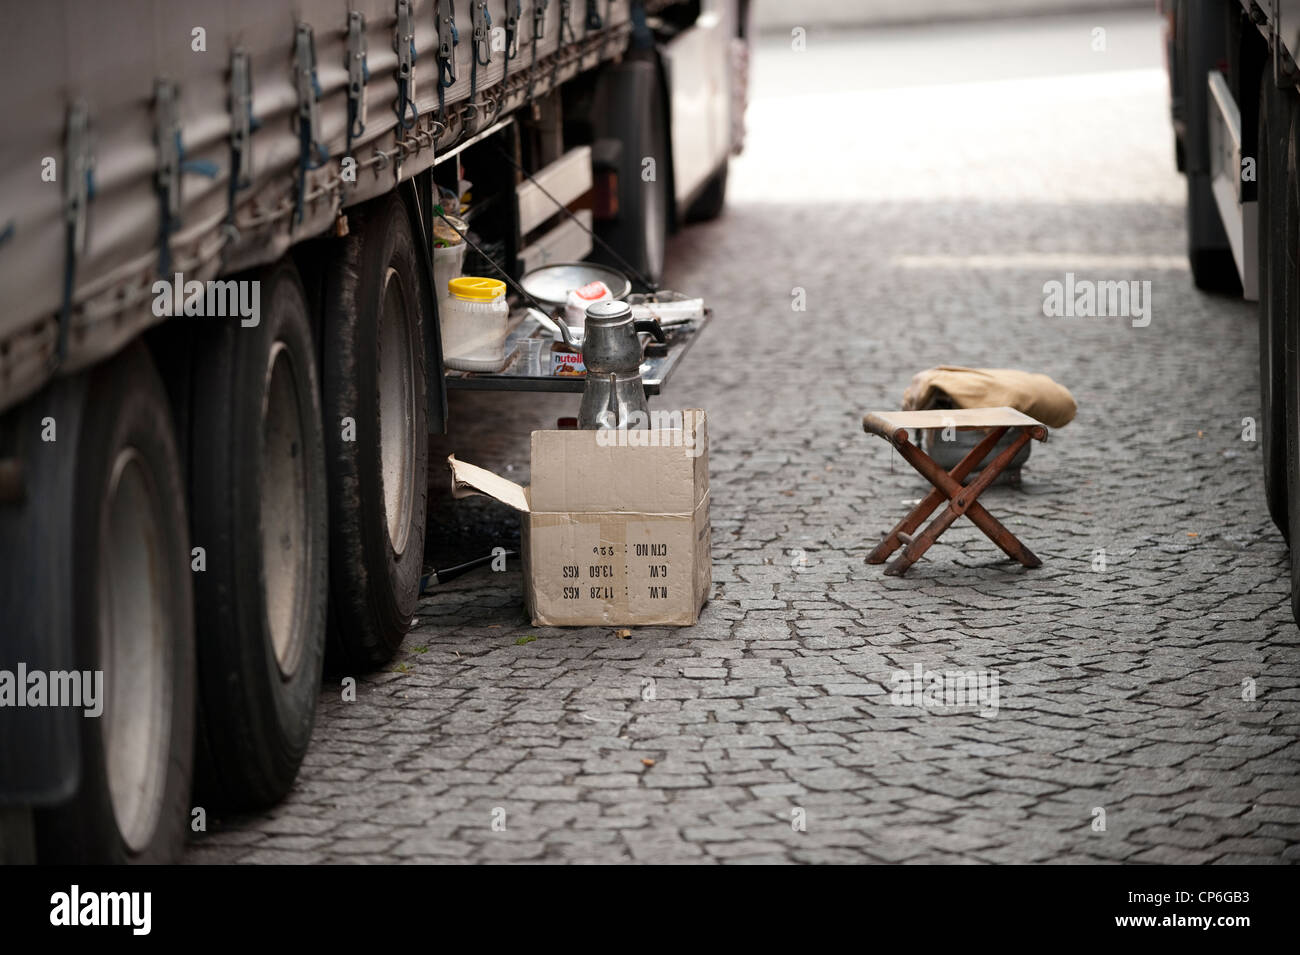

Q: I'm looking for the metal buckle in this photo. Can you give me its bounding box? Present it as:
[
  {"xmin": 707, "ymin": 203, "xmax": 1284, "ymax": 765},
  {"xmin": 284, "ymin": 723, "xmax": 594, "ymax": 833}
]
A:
[
  {"xmin": 154, "ymin": 80, "xmax": 182, "ymax": 223},
  {"xmin": 65, "ymin": 101, "xmax": 92, "ymax": 255},
  {"xmin": 533, "ymin": 0, "xmax": 548, "ymax": 41},
  {"xmin": 396, "ymin": 0, "xmax": 415, "ymax": 88},
  {"xmin": 437, "ymin": 0, "xmax": 458, "ymax": 86},
  {"xmin": 295, "ymin": 24, "xmax": 323, "ymax": 149},
  {"xmin": 506, "ymin": 3, "xmax": 520, "ymax": 58},
  {"xmin": 229, "ymin": 49, "xmax": 253, "ymax": 189},
  {"xmin": 473, "ymin": 1, "xmax": 492, "ymax": 65},
  {"xmin": 347, "ymin": 11, "xmax": 369, "ymax": 133}
]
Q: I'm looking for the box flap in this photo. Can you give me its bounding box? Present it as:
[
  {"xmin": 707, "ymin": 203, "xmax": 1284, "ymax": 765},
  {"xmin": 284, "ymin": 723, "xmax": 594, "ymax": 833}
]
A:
[
  {"xmin": 448, "ymin": 455, "xmax": 531, "ymax": 513},
  {"xmin": 529, "ymin": 410, "xmax": 708, "ymax": 514}
]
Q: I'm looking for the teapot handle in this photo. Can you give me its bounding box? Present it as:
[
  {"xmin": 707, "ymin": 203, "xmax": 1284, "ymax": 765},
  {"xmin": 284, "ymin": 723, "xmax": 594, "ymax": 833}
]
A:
[{"xmin": 633, "ymin": 319, "xmax": 666, "ymax": 343}]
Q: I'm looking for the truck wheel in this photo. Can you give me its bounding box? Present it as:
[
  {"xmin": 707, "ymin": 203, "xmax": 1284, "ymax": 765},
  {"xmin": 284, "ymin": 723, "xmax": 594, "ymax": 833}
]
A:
[
  {"xmin": 1259, "ymin": 74, "xmax": 1290, "ymax": 540},
  {"xmin": 188, "ymin": 262, "xmax": 328, "ymax": 808},
  {"xmin": 322, "ymin": 194, "xmax": 429, "ymax": 671},
  {"xmin": 34, "ymin": 343, "xmax": 195, "ymax": 863},
  {"xmin": 1178, "ymin": 0, "xmax": 1240, "ymax": 293},
  {"xmin": 593, "ymin": 58, "xmax": 669, "ymax": 287},
  {"xmin": 685, "ymin": 161, "xmax": 728, "ymax": 223}
]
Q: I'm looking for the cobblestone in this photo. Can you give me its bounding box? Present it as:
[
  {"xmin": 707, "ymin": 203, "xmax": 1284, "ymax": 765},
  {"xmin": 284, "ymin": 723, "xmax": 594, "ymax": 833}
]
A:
[{"xmin": 190, "ymin": 12, "xmax": 1299, "ymax": 864}]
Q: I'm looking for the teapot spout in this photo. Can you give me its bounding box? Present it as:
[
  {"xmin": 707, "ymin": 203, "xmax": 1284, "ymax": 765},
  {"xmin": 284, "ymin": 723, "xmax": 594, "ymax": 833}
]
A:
[{"xmin": 528, "ymin": 307, "xmax": 579, "ymax": 348}]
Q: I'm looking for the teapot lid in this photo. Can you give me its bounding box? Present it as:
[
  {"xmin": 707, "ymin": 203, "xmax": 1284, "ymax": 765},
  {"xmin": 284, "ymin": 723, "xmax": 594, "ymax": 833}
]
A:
[{"xmin": 586, "ymin": 299, "xmax": 631, "ymax": 322}]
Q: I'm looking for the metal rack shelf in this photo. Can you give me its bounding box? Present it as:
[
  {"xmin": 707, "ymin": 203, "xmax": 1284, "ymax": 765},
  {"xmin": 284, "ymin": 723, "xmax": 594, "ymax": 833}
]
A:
[{"xmin": 444, "ymin": 307, "xmax": 712, "ymax": 394}]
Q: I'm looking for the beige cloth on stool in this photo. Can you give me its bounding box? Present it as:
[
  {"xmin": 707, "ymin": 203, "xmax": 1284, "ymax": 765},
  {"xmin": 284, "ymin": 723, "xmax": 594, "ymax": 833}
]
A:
[{"xmin": 902, "ymin": 366, "xmax": 1077, "ymax": 429}]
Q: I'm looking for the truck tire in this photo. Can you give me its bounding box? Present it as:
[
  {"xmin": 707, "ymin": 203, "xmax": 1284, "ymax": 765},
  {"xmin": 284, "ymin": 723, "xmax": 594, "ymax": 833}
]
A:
[
  {"xmin": 1259, "ymin": 73, "xmax": 1290, "ymax": 540},
  {"xmin": 188, "ymin": 261, "xmax": 328, "ymax": 809},
  {"xmin": 593, "ymin": 58, "xmax": 669, "ymax": 287},
  {"xmin": 322, "ymin": 194, "xmax": 429, "ymax": 671},
  {"xmin": 685, "ymin": 161, "xmax": 729, "ymax": 224},
  {"xmin": 1179, "ymin": 0, "xmax": 1241, "ymax": 293},
  {"xmin": 34, "ymin": 343, "xmax": 195, "ymax": 863}
]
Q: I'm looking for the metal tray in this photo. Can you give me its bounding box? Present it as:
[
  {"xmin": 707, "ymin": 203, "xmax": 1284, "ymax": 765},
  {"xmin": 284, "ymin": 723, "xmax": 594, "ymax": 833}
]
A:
[{"xmin": 444, "ymin": 307, "xmax": 712, "ymax": 394}]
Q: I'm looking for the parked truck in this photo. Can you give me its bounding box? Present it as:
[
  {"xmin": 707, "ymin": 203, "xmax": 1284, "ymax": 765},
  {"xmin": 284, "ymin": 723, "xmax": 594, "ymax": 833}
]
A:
[
  {"xmin": 0, "ymin": 0, "xmax": 750, "ymax": 863},
  {"xmin": 1164, "ymin": 0, "xmax": 1300, "ymax": 624}
]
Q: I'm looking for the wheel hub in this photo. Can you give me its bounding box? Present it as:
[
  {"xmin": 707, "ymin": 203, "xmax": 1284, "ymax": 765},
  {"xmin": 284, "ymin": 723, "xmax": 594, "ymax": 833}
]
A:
[
  {"xmin": 378, "ymin": 267, "xmax": 417, "ymax": 557},
  {"xmin": 100, "ymin": 447, "xmax": 170, "ymax": 853}
]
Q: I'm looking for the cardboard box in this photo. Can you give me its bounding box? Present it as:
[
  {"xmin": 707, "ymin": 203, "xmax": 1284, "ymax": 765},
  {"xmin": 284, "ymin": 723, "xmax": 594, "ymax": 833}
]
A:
[{"xmin": 449, "ymin": 410, "xmax": 710, "ymax": 627}]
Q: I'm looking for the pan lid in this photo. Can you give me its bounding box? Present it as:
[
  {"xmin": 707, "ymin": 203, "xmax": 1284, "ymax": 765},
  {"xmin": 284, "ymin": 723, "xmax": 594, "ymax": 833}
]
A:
[{"xmin": 520, "ymin": 262, "xmax": 632, "ymax": 305}]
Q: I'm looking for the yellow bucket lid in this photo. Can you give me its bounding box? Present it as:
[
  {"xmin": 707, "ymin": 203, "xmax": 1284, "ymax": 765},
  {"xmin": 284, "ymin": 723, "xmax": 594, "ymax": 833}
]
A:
[{"xmin": 448, "ymin": 276, "xmax": 505, "ymax": 302}]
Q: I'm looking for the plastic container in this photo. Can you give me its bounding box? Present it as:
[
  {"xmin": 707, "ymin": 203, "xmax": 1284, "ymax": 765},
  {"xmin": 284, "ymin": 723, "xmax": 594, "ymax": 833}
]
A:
[
  {"xmin": 441, "ymin": 277, "xmax": 510, "ymax": 372},
  {"xmin": 432, "ymin": 213, "xmax": 468, "ymax": 323},
  {"xmin": 432, "ymin": 213, "xmax": 467, "ymax": 248},
  {"xmin": 563, "ymin": 280, "xmax": 613, "ymax": 331},
  {"xmin": 434, "ymin": 243, "xmax": 467, "ymax": 308}
]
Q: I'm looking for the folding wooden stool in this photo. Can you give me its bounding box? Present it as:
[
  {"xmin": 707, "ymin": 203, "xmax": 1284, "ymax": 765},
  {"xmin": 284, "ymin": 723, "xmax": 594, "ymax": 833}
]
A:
[{"xmin": 862, "ymin": 407, "xmax": 1048, "ymax": 576}]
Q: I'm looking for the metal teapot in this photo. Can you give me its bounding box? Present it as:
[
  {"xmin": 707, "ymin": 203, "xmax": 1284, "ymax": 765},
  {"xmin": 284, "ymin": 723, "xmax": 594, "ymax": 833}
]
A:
[{"xmin": 571, "ymin": 300, "xmax": 665, "ymax": 429}]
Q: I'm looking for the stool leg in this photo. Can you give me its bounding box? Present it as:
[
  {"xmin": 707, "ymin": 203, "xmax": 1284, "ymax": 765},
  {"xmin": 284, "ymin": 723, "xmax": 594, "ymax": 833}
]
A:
[
  {"xmin": 886, "ymin": 428, "xmax": 1037, "ymax": 575},
  {"xmin": 885, "ymin": 502, "xmax": 962, "ymax": 575},
  {"xmin": 946, "ymin": 429, "xmax": 1040, "ymax": 567},
  {"xmin": 866, "ymin": 488, "xmax": 942, "ymax": 565},
  {"xmin": 966, "ymin": 503, "xmax": 1042, "ymax": 568},
  {"xmin": 866, "ymin": 427, "xmax": 1008, "ymax": 564}
]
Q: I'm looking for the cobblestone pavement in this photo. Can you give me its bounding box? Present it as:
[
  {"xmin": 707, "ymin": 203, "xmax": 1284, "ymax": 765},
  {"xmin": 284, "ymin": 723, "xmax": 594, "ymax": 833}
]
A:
[{"xmin": 190, "ymin": 12, "xmax": 1300, "ymax": 863}]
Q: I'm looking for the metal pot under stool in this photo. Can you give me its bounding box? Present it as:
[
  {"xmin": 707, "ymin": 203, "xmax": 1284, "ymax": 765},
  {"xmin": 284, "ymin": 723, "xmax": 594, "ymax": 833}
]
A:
[{"xmin": 919, "ymin": 410, "xmax": 1032, "ymax": 485}]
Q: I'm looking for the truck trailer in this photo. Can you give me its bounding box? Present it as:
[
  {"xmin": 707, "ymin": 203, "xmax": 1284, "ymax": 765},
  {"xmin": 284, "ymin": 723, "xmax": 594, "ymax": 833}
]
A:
[
  {"xmin": 1165, "ymin": 0, "xmax": 1300, "ymax": 625},
  {"xmin": 0, "ymin": 0, "xmax": 750, "ymax": 863}
]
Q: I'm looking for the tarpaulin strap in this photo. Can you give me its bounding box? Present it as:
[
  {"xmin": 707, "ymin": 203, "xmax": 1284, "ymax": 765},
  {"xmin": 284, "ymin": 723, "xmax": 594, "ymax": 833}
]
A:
[
  {"xmin": 526, "ymin": 0, "xmax": 547, "ymax": 104},
  {"xmin": 560, "ymin": 0, "xmax": 578, "ymax": 43},
  {"xmin": 551, "ymin": 0, "xmax": 576, "ymax": 91},
  {"xmin": 469, "ymin": 0, "xmax": 491, "ymax": 129},
  {"xmin": 58, "ymin": 101, "xmax": 94, "ymax": 366},
  {"xmin": 503, "ymin": 0, "xmax": 522, "ymax": 80},
  {"xmin": 228, "ymin": 48, "xmax": 256, "ymax": 229},
  {"xmin": 630, "ymin": 0, "xmax": 653, "ymax": 51},
  {"xmin": 436, "ymin": 0, "xmax": 460, "ymax": 125},
  {"xmin": 181, "ymin": 154, "xmax": 219, "ymax": 179},
  {"xmin": 585, "ymin": 0, "xmax": 602, "ymax": 31},
  {"xmin": 393, "ymin": 0, "xmax": 419, "ymax": 130},
  {"xmin": 154, "ymin": 81, "xmax": 183, "ymax": 276},
  {"xmin": 294, "ymin": 24, "xmax": 330, "ymax": 225},
  {"xmin": 154, "ymin": 80, "xmax": 219, "ymax": 272},
  {"xmin": 346, "ymin": 11, "xmax": 369, "ymax": 155}
]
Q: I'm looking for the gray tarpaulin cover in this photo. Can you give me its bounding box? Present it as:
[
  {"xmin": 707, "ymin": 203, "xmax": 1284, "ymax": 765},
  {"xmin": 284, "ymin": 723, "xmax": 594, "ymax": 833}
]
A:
[
  {"xmin": 0, "ymin": 0, "xmax": 632, "ymax": 415},
  {"xmin": 902, "ymin": 366, "xmax": 1077, "ymax": 429}
]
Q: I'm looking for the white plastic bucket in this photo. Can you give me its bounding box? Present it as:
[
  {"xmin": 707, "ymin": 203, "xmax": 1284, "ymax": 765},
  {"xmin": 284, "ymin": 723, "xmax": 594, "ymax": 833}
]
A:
[{"xmin": 440, "ymin": 277, "xmax": 510, "ymax": 372}]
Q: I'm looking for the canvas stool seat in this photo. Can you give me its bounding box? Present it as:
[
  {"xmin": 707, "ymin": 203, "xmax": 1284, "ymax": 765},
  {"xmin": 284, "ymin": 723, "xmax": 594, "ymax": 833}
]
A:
[{"xmin": 862, "ymin": 407, "xmax": 1049, "ymax": 576}]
